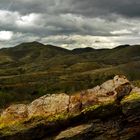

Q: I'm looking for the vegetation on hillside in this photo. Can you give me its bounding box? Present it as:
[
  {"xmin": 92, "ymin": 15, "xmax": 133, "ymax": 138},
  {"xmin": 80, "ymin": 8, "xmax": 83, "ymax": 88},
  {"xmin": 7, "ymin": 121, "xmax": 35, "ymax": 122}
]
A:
[{"xmin": 0, "ymin": 42, "xmax": 140, "ymax": 108}]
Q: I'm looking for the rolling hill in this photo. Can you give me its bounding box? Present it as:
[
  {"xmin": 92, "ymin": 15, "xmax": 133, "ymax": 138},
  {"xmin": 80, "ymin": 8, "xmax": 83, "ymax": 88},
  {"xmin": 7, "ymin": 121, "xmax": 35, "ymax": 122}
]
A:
[{"xmin": 0, "ymin": 42, "xmax": 140, "ymax": 108}]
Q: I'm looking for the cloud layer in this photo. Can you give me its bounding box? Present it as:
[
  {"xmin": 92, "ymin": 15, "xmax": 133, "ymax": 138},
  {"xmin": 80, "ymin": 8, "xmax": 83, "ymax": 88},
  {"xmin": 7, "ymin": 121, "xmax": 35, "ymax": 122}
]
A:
[{"xmin": 0, "ymin": 0, "xmax": 140, "ymax": 49}]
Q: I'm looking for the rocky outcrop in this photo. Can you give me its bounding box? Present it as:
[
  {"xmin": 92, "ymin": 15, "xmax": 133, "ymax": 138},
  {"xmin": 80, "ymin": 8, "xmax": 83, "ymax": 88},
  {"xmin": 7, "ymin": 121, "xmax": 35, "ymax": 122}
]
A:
[
  {"xmin": 0, "ymin": 75, "xmax": 140, "ymax": 140},
  {"xmin": 0, "ymin": 75, "xmax": 131, "ymax": 122}
]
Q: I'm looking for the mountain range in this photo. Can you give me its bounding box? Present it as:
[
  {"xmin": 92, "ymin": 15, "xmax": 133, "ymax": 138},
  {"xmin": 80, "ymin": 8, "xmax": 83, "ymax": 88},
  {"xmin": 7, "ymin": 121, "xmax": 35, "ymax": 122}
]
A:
[{"xmin": 0, "ymin": 42, "xmax": 140, "ymax": 108}]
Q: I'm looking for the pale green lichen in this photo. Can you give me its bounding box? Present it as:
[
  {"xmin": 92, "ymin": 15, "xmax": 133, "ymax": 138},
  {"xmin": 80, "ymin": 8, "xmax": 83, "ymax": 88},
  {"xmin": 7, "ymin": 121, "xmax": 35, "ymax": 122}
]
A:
[
  {"xmin": 81, "ymin": 100, "xmax": 115, "ymax": 114},
  {"xmin": 82, "ymin": 104, "xmax": 100, "ymax": 113},
  {"xmin": 121, "ymin": 92, "xmax": 140, "ymax": 104},
  {"xmin": 0, "ymin": 113, "xmax": 70, "ymax": 136},
  {"xmin": 47, "ymin": 113, "xmax": 69, "ymax": 122}
]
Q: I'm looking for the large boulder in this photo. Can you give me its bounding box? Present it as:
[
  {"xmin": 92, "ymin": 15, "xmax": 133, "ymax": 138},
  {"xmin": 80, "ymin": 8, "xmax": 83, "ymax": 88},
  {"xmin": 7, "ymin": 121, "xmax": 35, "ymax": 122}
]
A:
[
  {"xmin": 28, "ymin": 93, "xmax": 70, "ymax": 118},
  {"xmin": 62, "ymin": 75, "xmax": 132, "ymax": 114},
  {"xmin": 81, "ymin": 75, "xmax": 132, "ymax": 106}
]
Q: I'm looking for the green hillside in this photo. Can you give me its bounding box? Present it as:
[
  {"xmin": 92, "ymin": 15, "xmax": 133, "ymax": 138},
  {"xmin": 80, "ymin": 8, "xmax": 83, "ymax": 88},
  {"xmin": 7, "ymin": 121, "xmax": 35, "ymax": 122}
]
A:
[{"xmin": 0, "ymin": 42, "xmax": 140, "ymax": 108}]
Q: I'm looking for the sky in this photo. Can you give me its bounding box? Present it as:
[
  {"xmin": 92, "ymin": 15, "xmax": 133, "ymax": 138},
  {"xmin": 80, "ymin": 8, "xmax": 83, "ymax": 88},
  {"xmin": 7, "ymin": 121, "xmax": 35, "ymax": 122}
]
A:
[{"xmin": 0, "ymin": 0, "xmax": 140, "ymax": 49}]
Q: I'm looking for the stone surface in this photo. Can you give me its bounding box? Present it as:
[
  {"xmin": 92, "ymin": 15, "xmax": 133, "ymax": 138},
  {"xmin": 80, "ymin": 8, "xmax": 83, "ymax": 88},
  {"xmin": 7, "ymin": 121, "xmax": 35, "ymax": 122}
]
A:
[
  {"xmin": 1, "ymin": 104, "xmax": 28, "ymax": 122},
  {"xmin": 54, "ymin": 124, "xmax": 92, "ymax": 140},
  {"xmin": 69, "ymin": 94, "xmax": 82, "ymax": 114},
  {"xmin": 28, "ymin": 93, "xmax": 70, "ymax": 117}
]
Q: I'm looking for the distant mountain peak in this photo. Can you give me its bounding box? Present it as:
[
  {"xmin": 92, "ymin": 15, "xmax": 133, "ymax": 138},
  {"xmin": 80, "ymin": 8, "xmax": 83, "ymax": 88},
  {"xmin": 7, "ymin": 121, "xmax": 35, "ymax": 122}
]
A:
[
  {"xmin": 19, "ymin": 41, "xmax": 44, "ymax": 46},
  {"xmin": 114, "ymin": 44, "xmax": 130, "ymax": 49},
  {"xmin": 72, "ymin": 47, "xmax": 95, "ymax": 54}
]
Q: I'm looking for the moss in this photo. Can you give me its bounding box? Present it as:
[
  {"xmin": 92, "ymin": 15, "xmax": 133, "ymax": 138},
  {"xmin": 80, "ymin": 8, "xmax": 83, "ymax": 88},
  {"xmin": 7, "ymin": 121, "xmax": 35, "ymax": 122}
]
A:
[
  {"xmin": 121, "ymin": 92, "xmax": 140, "ymax": 104},
  {"xmin": 121, "ymin": 92, "xmax": 140, "ymax": 116},
  {"xmin": 82, "ymin": 104, "xmax": 100, "ymax": 113},
  {"xmin": 0, "ymin": 113, "xmax": 69, "ymax": 137},
  {"xmin": 0, "ymin": 118, "xmax": 17, "ymax": 129},
  {"xmin": 47, "ymin": 113, "xmax": 69, "ymax": 122},
  {"xmin": 80, "ymin": 100, "xmax": 121, "ymax": 120},
  {"xmin": 82, "ymin": 99, "xmax": 115, "ymax": 114},
  {"xmin": 0, "ymin": 122, "xmax": 28, "ymax": 136}
]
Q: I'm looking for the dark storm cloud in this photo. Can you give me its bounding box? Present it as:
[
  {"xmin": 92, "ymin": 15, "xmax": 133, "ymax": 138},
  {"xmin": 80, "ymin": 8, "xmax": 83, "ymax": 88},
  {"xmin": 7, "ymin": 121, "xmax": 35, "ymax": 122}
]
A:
[
  {"xmin": 69, "ymin": 0, "xmax": 140, "ymax": 18},
  {"xmin": 0, "ymin": 0, "xmax": 140, "ymax": 49},
  {"xmin": 0, "ymin": 0, "xmax": 65, "ymax": 14},
  {"xmin": 0, "ymin": 0, "xmax": 140, "ymax": 18}
]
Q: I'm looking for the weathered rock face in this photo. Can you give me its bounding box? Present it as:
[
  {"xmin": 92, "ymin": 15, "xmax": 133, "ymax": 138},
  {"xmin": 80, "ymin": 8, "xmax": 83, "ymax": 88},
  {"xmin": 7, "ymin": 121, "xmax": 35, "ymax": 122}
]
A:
[
  {"xmin": 0, "ymin": 75, "xmax": 139, "ymax": 140},
  {"xmin": 69, "ymin": 75, "xmax": 132, "ymax": 113},
  {"xmin": 28, "ymin": 93, "xmax": 70, "ymax": 118},
  {"xmin": 1, "ymin": 104, "xmax": 28, "ymax": 123}
]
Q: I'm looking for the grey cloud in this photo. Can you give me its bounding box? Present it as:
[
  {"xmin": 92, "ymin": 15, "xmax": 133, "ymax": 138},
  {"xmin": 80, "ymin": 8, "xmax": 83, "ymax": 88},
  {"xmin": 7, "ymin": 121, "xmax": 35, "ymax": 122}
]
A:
[
  {"xmin": 0, "ymin": 0, "xmax": 140, "ymax": 49},
  {"xmin": 1, "ymin": 0, "xmax": 140, "ymax": 17},
  {"xmin": 69, "ymin": 0, "xmax": 140, "ymax": 18}
]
